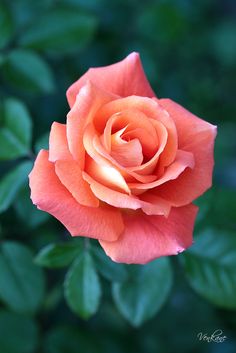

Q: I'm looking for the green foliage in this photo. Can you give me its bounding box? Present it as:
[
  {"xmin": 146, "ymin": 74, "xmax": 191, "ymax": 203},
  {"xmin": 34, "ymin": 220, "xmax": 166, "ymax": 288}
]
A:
[
  {"xmin": 212, "ymin": 21, "xmax": 236, "ymax": 67},
  {"xmin": 0, "ymin": 310, "xmax": 38, "ymax": 353},
  {"xmin": 0, "ymin": 0, "xmax": 235, "ymax": 351},
  {"xmin": 112, "ymin": 258, "xmax": 173, "ymax": 326},
  {"xmin": 0, "ymin": 2, "xmax": 14, "ymax": 49},
  {"xmin": 35, "ymin": 132, "xmax": 49, "ymax": 153},
  {"xmin": 0, "ymin": 98, "xmax": 32, "ymax": 160},
  {"xmin": 64, "ymin": 251, "xmax": 101, "ymax": 319},
  {"xmin": 2, "ymin": 49, "xmax": 55, "ymax": 93},
  {"xmin": 181, "ymin": 229, "xmax": 236, "ymax": 309},
  {"xmin": 44, "ymin": 325, "xmax": 98, "ymax": 353},
  {"xmin": 0, "ymin": 242, "xmax": 45, "ymax": 314},
  {"xmin": 92, "ymin": 246, "xmax": 128, "ymax": 282},
  {"xmin": 14, "ymin": 185, "xmax": 49, "ymax": 228},
  {"xmin": 19, "ymin": 8, "xmax": 97, "ymax": 54},
  {"xmin": 35, "ymin": 242, "xmax": 82, "ymax": 268},
  {"xmin": 0, "ymin": 161, "xmax": 32, "ymax": 213}
]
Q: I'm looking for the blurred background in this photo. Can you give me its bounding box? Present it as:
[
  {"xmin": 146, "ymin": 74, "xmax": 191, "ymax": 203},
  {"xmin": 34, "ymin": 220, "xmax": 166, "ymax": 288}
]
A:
[{"xmin": 0, "ymin": 0, "xmax": 236, "ymax": 352}]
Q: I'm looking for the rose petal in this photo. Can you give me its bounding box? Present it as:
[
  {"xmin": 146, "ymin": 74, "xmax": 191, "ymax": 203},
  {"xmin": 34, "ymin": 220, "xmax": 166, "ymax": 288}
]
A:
[
  {"xmin": 99, "ymin": 204, "xmax": 198, "ymax": 264},
  {"xmin": 152, "ymin": 98, "xmax": 178, "ymax": 167},
  {"xmin": 159, "ymin": 98, "xmax": 217, "ymax": 148},
  {"xmin": 83, "ymin": 123, "xmax": 130, "ymax": 193},
  {"xmin": 85, "ymin": 156, "xmax": 130, "ymax": 194},
  {"xmin": 129, "ymin": 149, "xmax": 194, "ymax": 192},
  {"xmin": 55, "ymin": 159, "xmax": 99, "ymax": 207},
  {"xmin": 83, "ymin": 172, "xmax": 141, "ymax": 209},
  {"xmin": 156, "ymin": 99, "xmax": 217, "ymax": 205},
  {"xmin": 126, "ymin": 119, "xmax": 168, "ymax": 176},
  {"xmin": 139, "ymin": 193, "xmax": 171, "ymax": 217},
  {"xmin": 93, "ymin": 134, "xmax": 157, "ymax": 183},
  {"xmin": 66, "ymin": 52, "xmax": 155, "ymax": 108},
  {"xmin": 29, "ymin": 150, "xmax": 124, "ymax": 241},
  {"xmin": 49, "ymin": 122, "xmax": 72, "ymax": 162},
  {"xmin": 66, "ymin": 81, "xmax": 115, "ymax": 167},
  {"xmin": 95, "ymin": 99, "xmax": 158, "ymax": 136},
  {"xmin": 92, "ymin": 107, "xmax": 165, "ymax": 182},
  {"xmin": 111, "ymin": 138, "xmax": 143, "ymax": 167},
  {"xmin": 122, "ymin": 127, "xmax": 157, "ymax": 159},
  {"xmin": 83, "ymin": 172, "xmax": 170, "ymax": 216}
]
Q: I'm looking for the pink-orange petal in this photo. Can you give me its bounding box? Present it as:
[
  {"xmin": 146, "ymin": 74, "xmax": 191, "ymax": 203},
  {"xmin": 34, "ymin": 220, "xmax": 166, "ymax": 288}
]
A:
[
  {"xmin": 129, "ymin": 149, "xmax": 194, "ymax": 192},
  {"xmin": 83, "ymin": 172, "xmax": 169, "ymax": 216},
  {"xmin": 49, "ymin": 122, "xmax": 72, "ymax": 162},
  {"xmin": 66, "ymin": 81, "xmax": 116, "ymax": 168},
  {"xmin": 152, "ymin": 98, "xmax": 178, "ymax": 167},
  {"xmin": 111, "ymin": 138, "xmax": 143, "ymax": 167},
  {"xmin": 156, "ymin": 99, "xmax": 217, "ymax": 205},
  {"xmin": 85, "ymin": 156, "xmax": 130, "ymax": 194},
  {"xmin": 122, "ymin": 127, "xmax": 157, "ymax": 159},
  {"xmin": 55, "ymin": 159, "xmax": 99, "ymax": 207},
  {"xmin": 154, "ymin": 131, "xmax": 216, "ymax": 205},
  {"xmin": 126, "ymin": 119, "xmax": 168, "ymax": 176},
  {"xmin": 66, "ymin": 52, "xmax": 155, "ymax": 108},
  {"xmin": 93, "ymin": 133, "xmax": 157, "ymax": 183},
  {"xmin": 29, "ymin": 150, "xmax": 124, "ymax": 241},
  {"xmin": 99, "ymin": 204, "xmax": 198, "ymax": 264},
  {"xmin": 95, "ymin": 100, "xmax": 158, "ymax": 136},
  {"xmin": 139, "ymin": 193, "xmax": 171, "ymax": 217},
  {"xmin": 83, "ymin": 123, "xmax": 130, "ymax": 193},
  {"xmin": 83, "ymin": 172, "xmax": 141, "ymax": 209},
  {"xmin": 159, "ymin": 98, "xmax": 216, "ymax": 149}
]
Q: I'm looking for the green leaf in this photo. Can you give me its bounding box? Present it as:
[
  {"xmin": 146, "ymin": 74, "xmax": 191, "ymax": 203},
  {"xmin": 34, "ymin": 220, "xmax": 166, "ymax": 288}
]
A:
[
  {"xmin": 0, "ymin": 310, "xmax": 38, "ymax": 353},
  {"xmin": 211, "ymin": 188, "xmax": 236, "ymax": 228},
  {"xmin": 43, "ymin": 285, "xmax": 62, "ymax": 311},
  {"xmin": 35, "ymin": 131, "xmax": 49, "ymax": 153},
  {"xmin": 14, "ymin": 185, "xmax": 49, "ymax": 228},
  {"xmin": 35, "ymin": 243, "xmax": 82, "ymax": 268},
  {"xmin": 112, "ymin": 258, "xmax": 172, "ymax": 326},
  {"xmin": 212, "ymin": 21, "xmax": 236, "ymax": 66},
  {"xmin": 0, "ymin": 98, "xmax": 32, "ymax": 160},
  {"xmin": 0, "ymin": 241, "xmax": 45, "ymax": 314},
  {"xmin": 0, "ymin": 3, "xmax": 14, "ymax": 49},
  {"xmin": 0, "ymin": 161, "xmax": 33, "ymax": 213},
  {"xmin": 3, "ymin": 49, "xmax": 55, "ymax": 93},
  {"xmin": 19, "ymin": 8, "xmax": 97, "ymax": 54},
  {"xmin": 181, "ymin": 229, "xmax": 236, "ymax": 309},
  {"xmin": 64, "ymin": 252, "xmax": 101, "ymax": 319},
  {"xmin": 44, "ymin": 326, "xmax": 82, "ymax": 353},
  {"xmin": 44, "ymin": 325, "xmax": 98, "ymax": 353},
  {"xmin": 92, "ymin": 246, "xmax": 128, "ymax": 282},
  {"xmin": 0, "ymin": 53, "xmax": 6, "ymax": 66}
]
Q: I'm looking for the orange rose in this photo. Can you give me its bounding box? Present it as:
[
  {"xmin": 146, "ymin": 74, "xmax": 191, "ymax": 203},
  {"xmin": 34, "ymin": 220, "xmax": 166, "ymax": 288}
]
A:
[{"xmin": 29, "ymin": 53, "xmax": 217, "ymax": 264}]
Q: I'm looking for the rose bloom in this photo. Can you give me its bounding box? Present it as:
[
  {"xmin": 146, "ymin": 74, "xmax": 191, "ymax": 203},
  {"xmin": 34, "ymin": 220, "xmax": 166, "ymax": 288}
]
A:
[{"xmin": 29, "ymin": 52, "xmax": 217, "ymax": 264}]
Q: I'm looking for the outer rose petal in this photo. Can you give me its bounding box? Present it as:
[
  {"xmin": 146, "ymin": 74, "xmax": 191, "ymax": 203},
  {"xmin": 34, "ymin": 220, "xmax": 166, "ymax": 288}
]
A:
[
  {"xmin": 159, "ymin": 98, "xmax": 216, "ymax": 148},
  {"xmin": 55, "ymin": 159, "xmax": 99, "ymax": 207},
  {"xmin": 49, "ymin": 122, "xmax": 72, "ymax": 162},
  {"xmin": 156, "ymin": 99, "xmax": 217, "ymax": 205},
  {"xmin": 66, "ymin": 81, "xmax": 116, "ymax": 167},
  {"xmin": 66, "ymin": 52, "xmax": 155, "ymax": 108},
  {"xmin": 99, "ymin": 204, "xmax": 198, "ymax": 264},
  {"xmin": 29, "ymin": 150, "xmax": 124, "ymax": 241}
]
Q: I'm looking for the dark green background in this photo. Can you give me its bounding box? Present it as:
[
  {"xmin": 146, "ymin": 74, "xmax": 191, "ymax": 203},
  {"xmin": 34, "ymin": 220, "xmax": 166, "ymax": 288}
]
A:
[{"xmin": 0, "ymin": 0, "xmax": 236, "ymax": 352}]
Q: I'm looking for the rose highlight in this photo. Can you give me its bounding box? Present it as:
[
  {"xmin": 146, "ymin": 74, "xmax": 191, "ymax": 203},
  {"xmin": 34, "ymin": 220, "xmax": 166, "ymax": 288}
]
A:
[{"xmin": 29, "ymin": 52, "xmax": 217, "ymax": 264}]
